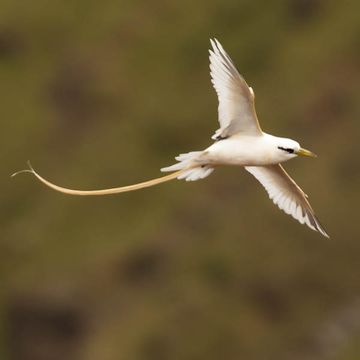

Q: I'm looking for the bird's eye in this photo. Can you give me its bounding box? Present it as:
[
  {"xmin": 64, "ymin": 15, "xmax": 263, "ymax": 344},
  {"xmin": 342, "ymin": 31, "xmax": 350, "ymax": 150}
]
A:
[{"xmin": 278, "ymin": 146, "xmax": 294, "ymax": 154}]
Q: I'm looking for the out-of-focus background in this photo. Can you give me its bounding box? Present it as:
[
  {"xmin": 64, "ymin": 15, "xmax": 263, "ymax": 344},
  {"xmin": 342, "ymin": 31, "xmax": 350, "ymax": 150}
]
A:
[{"xmin": 1, "ymin": 0, "xmax": 360, "ymax": 359}]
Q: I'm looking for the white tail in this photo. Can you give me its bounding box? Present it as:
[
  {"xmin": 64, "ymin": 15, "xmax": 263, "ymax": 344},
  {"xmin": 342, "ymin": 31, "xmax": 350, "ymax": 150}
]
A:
[
  {"xmin": 12, "ymin": 162, "xmax": 186, "ymax": 196},
  {"xmin": 161, "ymin": 151, "xmax": 214, "ymax": 181},
  {"xmin": 13, "ymin": 152, "xmax": 214, "ymax": 196}
]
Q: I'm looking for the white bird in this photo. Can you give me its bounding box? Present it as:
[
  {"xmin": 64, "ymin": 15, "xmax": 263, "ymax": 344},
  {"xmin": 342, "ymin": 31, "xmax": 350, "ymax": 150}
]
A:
[{"xmin": 13, "ymin": 39, "xmax": 329, "ymax": 237}]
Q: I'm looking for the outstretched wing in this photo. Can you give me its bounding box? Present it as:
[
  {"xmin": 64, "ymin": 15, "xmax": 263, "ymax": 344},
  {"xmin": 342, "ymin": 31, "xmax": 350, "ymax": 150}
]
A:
[
  {"xmin": 245, "ymin": 164, "xmax": 329, "ymax": 237},
  {"xmin": 209, "ymin": 38, "xmax": 262, "ymax": 140}
]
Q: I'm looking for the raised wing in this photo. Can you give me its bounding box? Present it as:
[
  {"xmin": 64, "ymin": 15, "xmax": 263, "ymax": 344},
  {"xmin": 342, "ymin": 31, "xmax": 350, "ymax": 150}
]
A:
[
  {"xmin": 209, "ymin": 38, "xmax": 262, "ymax": 140},
  {"xmin": 245, "ymin": 164, "xmax": 329, "ymax": 237}
]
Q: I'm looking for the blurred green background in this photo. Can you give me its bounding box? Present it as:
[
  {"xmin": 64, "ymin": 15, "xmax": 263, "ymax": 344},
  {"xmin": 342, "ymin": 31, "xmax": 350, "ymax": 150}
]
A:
[{"xmin": 1, "ymin": 0, "xmax": 360, "ymax": 359}]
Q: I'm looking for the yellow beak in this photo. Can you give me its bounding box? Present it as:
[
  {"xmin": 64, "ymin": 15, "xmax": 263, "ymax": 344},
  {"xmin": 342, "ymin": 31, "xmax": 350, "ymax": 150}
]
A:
[{"xmin": 296, "ymin": 148, "xmax": 317, "ymax": 158}]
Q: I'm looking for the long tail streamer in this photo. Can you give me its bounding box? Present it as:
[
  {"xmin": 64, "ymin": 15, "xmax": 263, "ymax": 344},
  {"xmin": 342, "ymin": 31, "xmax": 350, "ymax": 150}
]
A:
[{"xmin": 11, "ymin": 162, "xmax": 184, "ymax": 196}]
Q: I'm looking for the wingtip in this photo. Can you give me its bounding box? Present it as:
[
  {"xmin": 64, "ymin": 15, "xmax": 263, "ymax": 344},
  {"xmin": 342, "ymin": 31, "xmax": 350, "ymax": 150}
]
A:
[
  {"xmin": 314, "ymin": 218, "xmax": 330, "ymax": 239},
  {"xmin": 320, "ymin": 228, "xmax": 330, "ymax": 239},
  {"xmin": 209, "ymin": 37, "xmax": 222, "ymax": 50}
]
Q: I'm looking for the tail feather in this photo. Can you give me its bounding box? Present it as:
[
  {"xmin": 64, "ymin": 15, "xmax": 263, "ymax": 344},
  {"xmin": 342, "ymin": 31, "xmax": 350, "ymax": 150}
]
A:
[
  {"xmin": 161, "ymin": 151, "xmax": 214, "ymax": 182},
  {"xmin": 13, "ymin": 150, "xmax": 214, "ymax": 196},
  {"xmin": 12, "ymin": 161, "xmax": 185, "ymax": 196}
]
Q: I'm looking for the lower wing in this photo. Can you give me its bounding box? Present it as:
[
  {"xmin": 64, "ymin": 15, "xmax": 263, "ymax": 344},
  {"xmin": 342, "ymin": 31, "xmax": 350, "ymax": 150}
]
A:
[{"xmin": 245, "ymin": 164, "xmax": 329, "ymax": 238}]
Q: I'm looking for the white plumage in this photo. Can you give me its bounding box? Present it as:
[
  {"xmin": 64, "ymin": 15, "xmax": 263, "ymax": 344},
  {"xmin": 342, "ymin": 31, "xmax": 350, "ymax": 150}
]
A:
[
  {"xmin": 208, "ymin": 38, "xmax": 262, "ymax": 139},
  {"xmin": 162, "ymin": 39, "xmax": 328, "ymax": 237},
  {"xmin": 15, "ymin": 39, "xmax": 329, "ymax": 238},
  {"xmin": 245, "ymin": 165, "xmax": 328, "ymax": 237}
]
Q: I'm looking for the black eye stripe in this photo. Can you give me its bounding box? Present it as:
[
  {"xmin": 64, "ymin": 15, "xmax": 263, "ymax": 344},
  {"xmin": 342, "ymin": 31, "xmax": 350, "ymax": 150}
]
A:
[{"xmin": 278, "ymin": 146, "xmax": 294, "ymax": 153}]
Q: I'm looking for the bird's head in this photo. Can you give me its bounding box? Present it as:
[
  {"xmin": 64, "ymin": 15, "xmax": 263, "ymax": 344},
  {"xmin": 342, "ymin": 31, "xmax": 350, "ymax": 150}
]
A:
[{"xmin": 276, "ymin": 138, "xmax": 317, "ymax": 161}]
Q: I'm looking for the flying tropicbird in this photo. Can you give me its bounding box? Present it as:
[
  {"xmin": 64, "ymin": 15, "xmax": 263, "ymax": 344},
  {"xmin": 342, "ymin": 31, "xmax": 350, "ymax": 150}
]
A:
[{"xmin": 13, "ymin": 39, "xmax": 329, "ymax": 237}]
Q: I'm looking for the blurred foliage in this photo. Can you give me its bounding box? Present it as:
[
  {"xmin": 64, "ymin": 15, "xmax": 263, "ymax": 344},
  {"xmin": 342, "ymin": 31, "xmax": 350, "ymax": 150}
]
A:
[{"xmin": 1, "ymin": 0, "xmax": 360, "ymax": 359}]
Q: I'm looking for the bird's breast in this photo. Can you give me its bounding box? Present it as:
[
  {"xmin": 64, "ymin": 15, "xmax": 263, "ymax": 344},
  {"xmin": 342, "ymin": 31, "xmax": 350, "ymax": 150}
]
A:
[{"xmin": 205, "ymin": 137, "xmax": 277, "ymax": 166}]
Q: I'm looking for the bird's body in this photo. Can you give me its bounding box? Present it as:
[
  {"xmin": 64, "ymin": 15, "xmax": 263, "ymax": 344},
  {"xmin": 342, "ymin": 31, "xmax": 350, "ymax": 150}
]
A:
[
  {"xmin": 204, "ymin": 133, "xmax": 299, "ymax": 167},
  {"xmin": 14, "ymin": 39, "xmax": 329, "ymax": 237}
]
